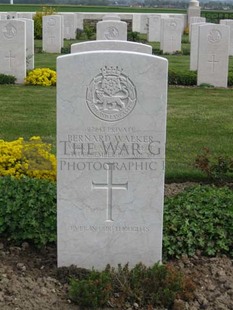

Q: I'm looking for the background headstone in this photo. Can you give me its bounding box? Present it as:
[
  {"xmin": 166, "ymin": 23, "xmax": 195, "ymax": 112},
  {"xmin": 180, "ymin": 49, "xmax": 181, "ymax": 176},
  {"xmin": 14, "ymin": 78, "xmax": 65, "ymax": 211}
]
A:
[
  {"xmin": 132, "ymin": 14, "xmax": 148, "ymax": 34},
  {"xmin": 197, "ymin": 24, "xmax": 230, "ymax": 88},
  {"xmin": 0, "ymin": 19, "xmax": 26, "ymax": 83},
  {"xmin": 220, "ymin": 19, "xmax": 233, "ymax": 56},
  {"xmin": 17, "ymin": 12, "xmax": 33, "ymax": 19},
  {"xmin": 148, "ymin": 15, "xmax": 161, "ymax": 42},
  {"xmin": 160, "ymin": 18, "xmax": 183, "ymax": 54},
  {"xmin": 59, "ymin": 13, "xmax": 76, "ymax": 40},
  {"xmin": 6, "ymin": 12, "xmax": 17, "ymax": 19},
  {"xmin": 188, "ymin": 0, "xmax": 201, "ymax": 24},
  {"xmin": 57, "ymin": 51, "xmax": 168, "ymax": 269},
  {"xmin": 71, "ymin": 40, "xmax": 152, "ymax": 54},
  {"xmin": 96, "ymin": 19, "xmax": 127, "ymax": 41},
  {"xmin": 17, "ymin": 18, "xmax": 34, "ymax": 70},
  {"xmin": 42, "ymin": 15, "xmax": 62, "ymax": 53},
  {"xmin": 189, "ymin": 16, "xmax": 206, "ymax": 40},
  {"xmin": 190, "ymin": 22, "xmax": 206, "ymax": 71}
]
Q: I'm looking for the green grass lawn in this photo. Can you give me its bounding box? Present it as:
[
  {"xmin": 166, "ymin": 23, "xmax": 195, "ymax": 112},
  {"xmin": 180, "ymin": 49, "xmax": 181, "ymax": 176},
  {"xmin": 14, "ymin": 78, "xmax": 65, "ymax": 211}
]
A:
[
  {"xmin": 1, "ymin": 84, "xmax": 232, "ymax": 181},
  {"xmin": 1, "ymin": 30, "xmax": 233, "ymax": 182},
  {"xmin": 0, "ymin": 4, "xmax": 185, "ymax": 13}
]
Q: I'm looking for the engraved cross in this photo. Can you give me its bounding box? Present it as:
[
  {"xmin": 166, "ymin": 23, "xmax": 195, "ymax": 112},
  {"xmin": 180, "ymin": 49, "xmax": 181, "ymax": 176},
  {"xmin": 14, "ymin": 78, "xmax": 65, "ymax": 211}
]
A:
[
  {"xmin": 92, "ymin": 163, "xmax": 128, "ymax": 222},
  {"xmin": 208, "ymin": 55, "xmax": 219, "ymax": 73},
  {"xmin": 5, "ymin": 50, "xmax": 15, "ymax": 69},
  {"xmin": 170, "ymin": 36, "xmax": 175, "ymax": 49},
  {"xmin": 49, "ymin": 35, "xmax": 55, "ymax": 43}
]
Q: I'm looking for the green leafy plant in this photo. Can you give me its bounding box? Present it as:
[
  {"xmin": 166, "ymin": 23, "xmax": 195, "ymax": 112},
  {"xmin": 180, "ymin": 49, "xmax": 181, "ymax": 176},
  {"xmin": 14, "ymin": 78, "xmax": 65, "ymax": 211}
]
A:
[
  {"xmin": 228, "ymin": 71, "xmax": 233, "ymax": 87},
  {"xmin": 0, "ymin": 176, "xmax": 56, "ymax": 247},
  {"xmin": 194, "ymin": 147, "xmax": 233, "ymax": 183},
  {"xmin": 163, "ymin": 185, "xmax": 233, "ymax": 259},
  {"xmin": 199, "ymin": 83, "xmax": 214, "ymax": 88},
  {"xmin": 84, "ymin": 23, "xmax": 95, "ymax": 40},
  {"xmin": 33, "ymin": 6, "xmax": 56, "ymax": 40},
  {"xmin": 168, "ymin": 69, "xmax": 197, "ymax": 86},
  {"xmin": 69, "ymin": 270, "xmax": 112, "ymax": 308},
  {"xmin": 61, "ymin": 45, "xmax": 71, "ymax": 54},
  {"xmin": 0, "ymin": 73, "xmax": 16, "ymax": 84},
  {"xmin": 75, "ymin": 28, "xmax": 84, "ymax": 40},
  {"xmin": 68, "ymin": 263, "xmax": 195, "ymax": 309},
  {"xmin": 127, "ymin": 31, "xmax": 140, "ymax": 42}
]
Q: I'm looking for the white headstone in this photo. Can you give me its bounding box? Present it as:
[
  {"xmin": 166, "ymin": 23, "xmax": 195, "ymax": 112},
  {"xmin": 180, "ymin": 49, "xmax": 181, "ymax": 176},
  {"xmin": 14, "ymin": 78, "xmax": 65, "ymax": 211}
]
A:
[
  {"xmin": 0, "ymin": 20, "xmax": 26, "ymax": 83},
  {"xmin": 97, "ymin": 20, "xmax": 127, "ymax": 41},
  {"xmin": 17, "ymin": 12, "xmax": 33, "ymax": 19},
  {"xmin": 188, "ymin": 0, "xmax": 201, "ymax": 24},
  {"xmin": 148, "ymin": 15, "xmax": 161, "ymax": 42},
  {"xmin": 71, "ymin": 40, "xmax": 152, "ymax": 54},
  {"xmin": 103, "ymin": 14, "xmax": 121, "ymax": 21},
  {"xmin": 197, "ymin": 24, "xmax": 230, "ymax": 88},
  {"xmin": 0, "ymin": 13, "xmax": 7, "ymax": 20},
  {"xmin": 190, "ymin": 22, "xmax": 206, "ymax": 71},
  {"xmin": 168, "ymin": 14, "xmax": 186, "ymax": 32},
  {"xmin": 17, "ymin": 18, "xmax": 34, "ymax": 70},
  {"xmin": 42, "ymin": 15, "xmax": 62, "ymax": 53},
  {"xmin": 57, "ymin": 50, "xmax": 168, "ymax": 269},
  {"xmin": 160, "ymin": 18, "xmax": 183, "ymax": 54},
  {"xmin": 189, "ymin": 17, "xmax": 206, "ymax": 41},
  {"xmin": 60, "ymin": 13, "xmax": 76, "ymax": 40},
  {"xmin": 132, "ymin": 14, "xmax": 148, "ymax": 34},
  {"xmin": 220, "ymin": 20, "xmax": 233, "ymax": 56},
  {"xmin": 75, "ymin": 13, "xmax": 84, "ymax": 31},
  {"xmin": 6, "ymin": 12, "xmax": 17, "ymax": 19}
]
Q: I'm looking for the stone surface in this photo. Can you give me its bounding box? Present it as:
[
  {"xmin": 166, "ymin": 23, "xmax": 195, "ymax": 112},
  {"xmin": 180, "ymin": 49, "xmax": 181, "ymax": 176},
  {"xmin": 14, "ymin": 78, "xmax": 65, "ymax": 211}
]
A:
[
  {"xmin": 190, "ymin": 22, "xmax": 206, "ymax": 71},
  {"xmin": 220, "ymin": 20, "xmax": 233, "ymax": 56},
  {"xmin": 6, "ymin": 12, "xmax": 17, "ymax": 19},
  {"xmin": 189, "ymin": 17, "xmax": 206, "ymax": 40},
  {"xmin": 42, "ymin": 15, "xmax": 62, "ymax": 53},
  {"xmin": 132, "ymin": 14, "xmax": 148, "ymax": 34},
  {"xmin": 160, "ymin": 18, "xmax": 183, "ymax": 53},
  {"xmin": 60, "ymin": 13, "xmax": 76, "ymax": 40},
  {"xmin": 75, "ymin": 12, "xmax": 133, "ymax": 32},
  {"xmin": 147, "ymin": 15, "xmax": 161, "ymax": 42},
  {"xmin": 57, "ymin": 51, "xmax": 168, "ymax": 269},
  {"xmin": 103, "ymin": 14, "xmax": 121, "ymax": 21},
  {"xmin": 197, "ymin": 24, "xmax": 230, "ymax": 88},
  {"xmin": 96, "ymin": 19, "xmax": 127, "ymax": 41},
  {"xmin": 188, "ymin": 0, "xmax": 201, "ymax": 24},
  {"xmin": 71, "ymin": 40, "xmax": 152, "ymax": 54},
  {"xmin": 17, "ymin": 18, "xmax": 34, "ymax": 70},
  {"xmin": 0, "ymin": 19, "xmax": 26, "ymax": 83},
  {"xmin": 17, "ymin": 12, "xmax": 33, "ymax": 19}
]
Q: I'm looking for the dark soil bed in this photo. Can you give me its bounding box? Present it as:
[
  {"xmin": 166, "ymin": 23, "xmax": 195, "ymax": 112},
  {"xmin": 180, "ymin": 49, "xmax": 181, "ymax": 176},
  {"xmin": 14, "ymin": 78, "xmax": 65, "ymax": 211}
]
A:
[{"xmin": 0, "ymin": 183, "xmax": 232, "ymax": 310}]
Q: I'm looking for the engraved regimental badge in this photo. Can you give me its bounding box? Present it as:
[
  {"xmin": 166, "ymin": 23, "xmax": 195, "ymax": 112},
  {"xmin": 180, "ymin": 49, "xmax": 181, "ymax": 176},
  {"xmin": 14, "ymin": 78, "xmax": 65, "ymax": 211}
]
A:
[
  {"xmin": 208, "ymin": 29, "xmax": 222, "ymax": 44},
  {"xmin": 86, "ymin": 66, "xmax": 137, "ymax": 122},
  {"xmin": 104, "ymin": 26, "xmax": 119, "ymax": 40},
  {"xmin": 2, "ymin": 23, "xmax": 17, "ymax": 39}
]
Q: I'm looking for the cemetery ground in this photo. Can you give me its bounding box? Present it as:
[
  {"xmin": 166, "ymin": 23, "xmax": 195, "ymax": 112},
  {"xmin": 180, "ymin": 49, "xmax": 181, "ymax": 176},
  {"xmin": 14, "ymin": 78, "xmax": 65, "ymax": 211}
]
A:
[{"xmin": 0, "ymin": 40, "xmax": 233, "ymax": 309}]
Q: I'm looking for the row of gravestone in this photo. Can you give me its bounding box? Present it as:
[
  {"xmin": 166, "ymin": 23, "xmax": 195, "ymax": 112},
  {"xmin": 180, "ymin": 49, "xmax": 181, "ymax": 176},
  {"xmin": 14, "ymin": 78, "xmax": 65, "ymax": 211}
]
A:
[
  {"xmin": 0, "ymin": 14, "xmax": 232, "ymax": 88},
  {"xmin": 0, "ymin": 19, "xmax": 34, "ymax": 83},
  {"xmin": 42, "ymin": 14, "xmax": 186, "ymax": 55},
  {"xmin": 189, "ymin": 19, "xmax": 233, "ymax": 88},
  {"xmin": 0, "ymin": 11, "xmax": 188, "ymax": 38}
]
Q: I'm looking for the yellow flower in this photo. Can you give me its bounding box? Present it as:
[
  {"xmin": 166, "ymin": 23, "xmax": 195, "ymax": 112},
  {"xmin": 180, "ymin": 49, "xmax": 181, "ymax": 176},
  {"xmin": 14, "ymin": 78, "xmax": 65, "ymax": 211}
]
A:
[
  {"xmin": 0, "ymin": 137, "xmax": 56, "ymax": 181},
  {"xmin": 25, "ymin": 68, "xmax": 56, "ymax": 87}
]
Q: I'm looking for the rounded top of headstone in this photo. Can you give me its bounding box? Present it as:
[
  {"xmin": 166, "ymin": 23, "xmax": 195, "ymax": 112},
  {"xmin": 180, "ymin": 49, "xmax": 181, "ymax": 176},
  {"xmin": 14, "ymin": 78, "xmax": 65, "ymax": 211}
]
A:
[
  {"xmin": 102, "ymin": 14, "xmax": 121, "ymax": 21},
  {"xmin": 189, "ymin": 0, "xmax": 199, "ymax": 7}
]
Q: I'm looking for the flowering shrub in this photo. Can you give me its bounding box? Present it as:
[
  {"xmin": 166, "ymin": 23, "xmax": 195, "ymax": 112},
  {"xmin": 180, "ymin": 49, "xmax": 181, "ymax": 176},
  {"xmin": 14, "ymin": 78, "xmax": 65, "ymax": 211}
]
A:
[
  {"xmin": 34, "ymin": 6, "xmax": 56, "ymax": 39},
  {"xmin": 25, "ymin": 68, "xmax": 56, "ymax": 86},
  {"xmin": 0, "ymin": 137, "xmax": 56, "ymax": 181}
]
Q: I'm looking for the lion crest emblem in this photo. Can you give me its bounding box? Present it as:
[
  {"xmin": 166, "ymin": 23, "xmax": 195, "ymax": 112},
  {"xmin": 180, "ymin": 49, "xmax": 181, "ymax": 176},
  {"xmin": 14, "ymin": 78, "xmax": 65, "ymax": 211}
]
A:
[{"xmin": 86, "ymin": 66, "xmax": 137, "ymax": 122}]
